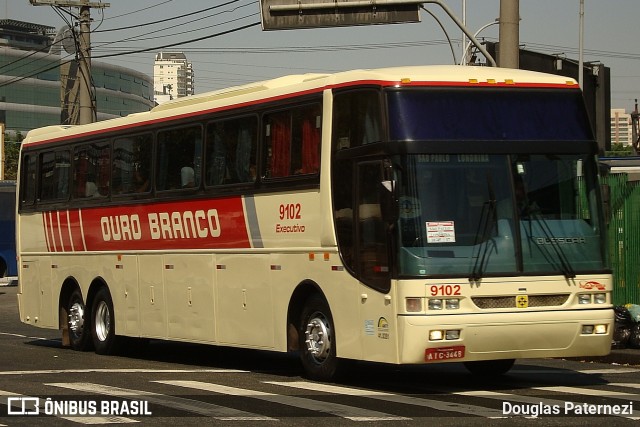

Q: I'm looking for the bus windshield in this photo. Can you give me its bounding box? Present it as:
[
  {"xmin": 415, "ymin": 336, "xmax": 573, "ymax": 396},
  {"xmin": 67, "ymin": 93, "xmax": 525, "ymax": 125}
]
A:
[
  {"xmin": 382, "ymin": 87, "xmax": 607, "ymax": 278},
  {"xmin": 395, "ymin": 153, "xmax": 607, "ymax": 278}
]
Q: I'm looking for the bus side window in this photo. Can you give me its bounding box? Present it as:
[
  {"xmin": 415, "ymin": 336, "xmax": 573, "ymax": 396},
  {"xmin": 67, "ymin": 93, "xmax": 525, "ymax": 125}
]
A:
[
  {"xmin": 39, "ymin": 150, "xmax": 70, "ymax": 201},
  {"xmin": 264, "ymin": 104, "xmax": 321, "ymax": 179},
  {"xmin": 113, "ymin": 134, "xmax": 152, "ymax": 195},
  {"xmin": 157, "ymin": 126, "xmax": 203, "ymax": 191},
  {"xmin": 73, "ymin": 141, "xmax": 110, "ymax": 199},
  {"xmin": 332, "ymin": 90, "xmax": 382, "ymax": 151},
  {"xmin": 205, "ymin": 117, "xmax": 257, "ymax": 186}
]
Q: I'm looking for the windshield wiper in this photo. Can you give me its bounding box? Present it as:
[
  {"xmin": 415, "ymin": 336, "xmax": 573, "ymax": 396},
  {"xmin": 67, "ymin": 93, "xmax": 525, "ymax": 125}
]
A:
[{"xmin": 470, "ymin": 173, "xmax": 497, "ymax": 283}]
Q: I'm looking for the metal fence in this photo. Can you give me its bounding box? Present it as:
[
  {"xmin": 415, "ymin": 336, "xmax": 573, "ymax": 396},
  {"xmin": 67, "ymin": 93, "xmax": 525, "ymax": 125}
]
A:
[{"xmin": 605, "ymin": 174, "xmax": 640, "ymax": 305}]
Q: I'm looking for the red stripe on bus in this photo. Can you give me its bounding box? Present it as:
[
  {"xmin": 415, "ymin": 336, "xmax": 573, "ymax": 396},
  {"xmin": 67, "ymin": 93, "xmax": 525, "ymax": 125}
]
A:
[
  {"xmin": 68, "ymin": 209, "xmax": 85, "ymax": 252},
  {"xmin": 48, "ymin": 211, "xmax": 60, "ymax": 252},
  {"xmin": 58, "ymin": 210, "xmax": 73, "ymax": 252},
  {"xmin": 42, "ymin": 212, "xmax": 52, "ymax": 252}
]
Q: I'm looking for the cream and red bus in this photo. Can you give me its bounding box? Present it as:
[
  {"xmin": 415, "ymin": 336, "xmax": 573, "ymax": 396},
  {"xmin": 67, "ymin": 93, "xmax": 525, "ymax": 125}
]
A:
[{"xmin": 17, "ymin": 65, "xmax": 613, "ymax": 380}]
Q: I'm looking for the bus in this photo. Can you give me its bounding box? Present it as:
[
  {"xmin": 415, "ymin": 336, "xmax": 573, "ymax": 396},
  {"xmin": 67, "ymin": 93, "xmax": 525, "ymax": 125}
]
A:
[
  {"xmin": 0, "ymin": 180, "xmax": 17, "ymax": 279},
  {"xmin": 16, "ymin": 65, "xmax": 613, "ymax": 380}
]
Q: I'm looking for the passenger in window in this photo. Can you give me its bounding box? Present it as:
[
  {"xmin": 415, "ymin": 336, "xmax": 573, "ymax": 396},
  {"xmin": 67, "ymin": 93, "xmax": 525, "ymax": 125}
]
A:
[
  {"xmin": 181, "ymin": 166, "xmax": 195, "ymax": 188},
  {"xmin": 85, "ymin": 181, "xmax": 99, "ymax": 197},
  {"xmin": 134, "ymin": 168, "xmax": 150, "ymax": 192}
]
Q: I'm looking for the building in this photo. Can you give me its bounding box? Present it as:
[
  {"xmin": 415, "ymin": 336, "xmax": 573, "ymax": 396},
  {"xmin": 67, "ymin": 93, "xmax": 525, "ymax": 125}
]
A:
[
  {"xmin": 0, "ymin": 19, "xmax": 154, "ymax": 134},
  {"xmin": 153, "ymin": 51, "xmax": 194, "ymax": 104},
  {"xmin": 611, "ymin": 108, "xmax": 633, "ymax": 147}
]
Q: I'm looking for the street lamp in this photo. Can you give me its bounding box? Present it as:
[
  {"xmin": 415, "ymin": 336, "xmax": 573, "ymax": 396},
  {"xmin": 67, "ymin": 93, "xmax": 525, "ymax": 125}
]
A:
[{"xmin": 460, "ymin": 19, "xmax": 499, "ymax": 66}]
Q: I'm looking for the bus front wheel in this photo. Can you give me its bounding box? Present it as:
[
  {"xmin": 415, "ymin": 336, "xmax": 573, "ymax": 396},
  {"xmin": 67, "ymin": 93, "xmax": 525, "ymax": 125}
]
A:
[
  {"xmin": 463, "ymin": 359, "xmax": 515, "ymax": 376},
  {"xmin": 299, "ymin": 295, "xmax": 342, "ymax": 381},
  {"xmin": 66, "ymin": 289, "xmax": 91, "ymax": 351},
  {"xmin": 91, "ymin": 287, "xmax": 119, "ymax": 355}
]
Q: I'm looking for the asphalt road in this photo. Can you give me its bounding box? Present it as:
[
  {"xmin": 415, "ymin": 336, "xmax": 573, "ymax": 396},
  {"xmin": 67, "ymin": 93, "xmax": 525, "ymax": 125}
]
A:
[{"xmin": 1, "ymin": 284, "xmax": 640, "ymax": 427}]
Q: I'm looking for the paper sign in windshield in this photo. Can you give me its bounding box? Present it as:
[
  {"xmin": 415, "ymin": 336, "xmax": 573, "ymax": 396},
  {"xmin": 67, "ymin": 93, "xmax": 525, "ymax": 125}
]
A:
[{"xmin": 426, "ymin": 221, "xmax": 456, "ymax": 243}]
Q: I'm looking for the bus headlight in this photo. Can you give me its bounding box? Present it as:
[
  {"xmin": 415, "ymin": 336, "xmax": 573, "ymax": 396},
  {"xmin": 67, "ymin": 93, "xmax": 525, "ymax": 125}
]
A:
[
  {"xmin": 406, "ymin": 298, "xmax": 423, "ymax": 313},
  {"xmin": 445, "ymin": 298, "xmax": 460, "ymax": 310},
  {"xmin": 593, "ymin": 293, "xmax": 606, "ymax": 304},
  {"xmin": 428, "ymin": 299, "xmax": 443, "ymax": 310},
  {"xmin": 578, "ymin": 294, "xmax": 591, "ymax": 304}
]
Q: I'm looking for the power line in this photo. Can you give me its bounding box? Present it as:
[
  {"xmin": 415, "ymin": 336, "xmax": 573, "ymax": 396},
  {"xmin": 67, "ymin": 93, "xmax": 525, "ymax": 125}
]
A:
[
  {"xmin": 94, "ymin": 0, "xmax": 244, "ymax": 33},
  {"xmin": 91, "ymin": 21, "xmax": 261, "ymax": 59}
]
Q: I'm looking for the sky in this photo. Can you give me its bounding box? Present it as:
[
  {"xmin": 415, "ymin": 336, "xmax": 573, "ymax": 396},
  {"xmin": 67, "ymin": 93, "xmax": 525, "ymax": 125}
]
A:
[{"xmin": 2, "ymin": 0, "xmax": 639, "ymax": 110}]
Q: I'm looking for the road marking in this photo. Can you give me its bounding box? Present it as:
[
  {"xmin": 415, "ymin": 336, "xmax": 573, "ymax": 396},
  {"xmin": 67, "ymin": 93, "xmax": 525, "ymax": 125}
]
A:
[
  {"xmin": 157, "ymin": 380, "xmax": 409, "ymax": 421},
  {"xmin": 0, "ymin": 389, "xmax": 137, "ymax": 424},
  {"xmin": 533, "ymin": 385, "xmax": 640, "ymax": 400},
  {"xmin": 510, "ymin": 368, "xmax": 640, "ymax": 375},
  {"xmin": 576, "ymin": 368, "xmax": 640, "ymax": 374},
  {"xmin": 265, "ymin": 381, "xmax": 505, "ymax": 419},
  {"xmin": 0, "ymin": 368, "xmax": 247, "ymax": 376},
  {"xmin": 46, "ymin": 382, "xmax": 274, "ymax": 421}
]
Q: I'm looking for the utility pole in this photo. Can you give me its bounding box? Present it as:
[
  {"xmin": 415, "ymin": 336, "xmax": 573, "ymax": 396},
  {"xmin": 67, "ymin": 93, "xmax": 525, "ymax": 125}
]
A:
[
  {"xmin": 29, "ymin": 0, "xmax": 110, "ymax": 125},
  {"xmin": 498, "ymin": 0, "xmax": 519, "ymax": 68},
  {"xmin": 632, "ymin": 99, "xmax": 639, "ymax": 156}
]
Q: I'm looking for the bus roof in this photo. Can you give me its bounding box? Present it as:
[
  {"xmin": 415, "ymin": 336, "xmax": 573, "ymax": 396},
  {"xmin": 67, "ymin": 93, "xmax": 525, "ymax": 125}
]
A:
[{"xmin": 22, "ymin": 65, "xmax": 579, "ymax": 146}]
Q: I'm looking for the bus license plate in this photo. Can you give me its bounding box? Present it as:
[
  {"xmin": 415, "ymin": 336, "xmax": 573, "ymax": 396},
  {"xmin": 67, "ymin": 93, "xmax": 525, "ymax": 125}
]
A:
[{"xmin": 425, "ymin": 346, "xmax": 465, "ymax": 362}]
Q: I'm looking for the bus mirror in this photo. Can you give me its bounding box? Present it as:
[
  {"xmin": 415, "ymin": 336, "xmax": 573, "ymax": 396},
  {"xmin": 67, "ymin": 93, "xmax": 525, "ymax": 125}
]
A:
[{"xmin": 379, "ymin": 180, "xmax": 399, "ymax": 223}]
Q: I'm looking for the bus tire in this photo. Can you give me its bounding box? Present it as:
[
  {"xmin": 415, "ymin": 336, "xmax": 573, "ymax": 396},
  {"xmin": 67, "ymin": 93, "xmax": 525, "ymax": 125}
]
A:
[
  {"xmin": 299, "ymin": 294, "xmax": 342, "ymax": 381},
  {"xmin": 66, "ymin": 288, "xmax": 92, "ymax": 351},
  {"xmin": 463, "ymin": 359, "xmax": 515, "ymax": 376},
  {"xmin": 91, "ymin": 287, "xmax": 119, "ymax": 355}
]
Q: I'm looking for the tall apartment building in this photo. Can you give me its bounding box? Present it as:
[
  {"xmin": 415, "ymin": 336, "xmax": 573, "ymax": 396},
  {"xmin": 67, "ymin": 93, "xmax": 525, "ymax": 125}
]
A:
[
  {"xmin": 153, "ymin": 51, "xmax": 194, "ymax": 104},
  {"xmin": 611, "ymin": 108, "xmax": 632, "ymax": 147}
]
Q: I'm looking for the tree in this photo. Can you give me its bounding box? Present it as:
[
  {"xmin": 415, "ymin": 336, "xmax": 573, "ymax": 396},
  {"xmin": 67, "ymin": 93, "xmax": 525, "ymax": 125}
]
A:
[
  {"xmin": 2, "ymin": 133, "xmax": 22, "ymax": 180},
  {"xmin": 605, "ymin": 143, "xmax": 635, "ymax": 157}
]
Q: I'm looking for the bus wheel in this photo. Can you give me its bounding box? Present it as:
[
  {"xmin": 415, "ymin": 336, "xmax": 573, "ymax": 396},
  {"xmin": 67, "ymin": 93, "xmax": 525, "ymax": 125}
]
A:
[
  {"xmin": 91, "ymin": 287, "xmax": 119, "ymax": 355},
  {"xmin": 463, "ymin": 359, "xmax": 515, "ymax": 376},
  {"xmin": 67, "ymin": 289, "xmax": 91, "ymax": 351},
  {"xmin": 299, "ymin": 295, "xmax": 341, "ymax": 381}
]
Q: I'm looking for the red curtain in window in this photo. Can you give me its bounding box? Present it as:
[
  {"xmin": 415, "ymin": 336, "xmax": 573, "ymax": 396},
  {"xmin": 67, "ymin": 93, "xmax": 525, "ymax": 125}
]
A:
[
  {"xmin": 270, "ymin": 116, "xmax": 291, "ymax": 177},
  {"xmin": 301, "ymin": 118, "xmax": 320, "ymax": 174}
]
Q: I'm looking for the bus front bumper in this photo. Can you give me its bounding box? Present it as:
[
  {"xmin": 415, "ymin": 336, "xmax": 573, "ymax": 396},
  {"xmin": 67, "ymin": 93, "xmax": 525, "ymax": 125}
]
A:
[{"xmin": 397, "ymin": 308, "xmax": 613, "ymax": 364}]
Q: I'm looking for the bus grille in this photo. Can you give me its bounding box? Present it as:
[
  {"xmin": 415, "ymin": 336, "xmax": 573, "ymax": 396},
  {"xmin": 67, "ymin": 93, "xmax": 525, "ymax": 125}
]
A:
[{"xmin": 471, "ymin": 294, "xmax": 570, "ymax": 309}]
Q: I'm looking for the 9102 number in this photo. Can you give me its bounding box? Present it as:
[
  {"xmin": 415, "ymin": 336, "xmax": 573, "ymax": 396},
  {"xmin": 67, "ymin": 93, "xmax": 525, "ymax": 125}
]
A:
[
  {"xmin": 430, "ymin": 285, "xmax": 461, "ymax": 296},
  {"xmin": 279, "ymin": 203, "xmax": 301, "ymax": 220}
]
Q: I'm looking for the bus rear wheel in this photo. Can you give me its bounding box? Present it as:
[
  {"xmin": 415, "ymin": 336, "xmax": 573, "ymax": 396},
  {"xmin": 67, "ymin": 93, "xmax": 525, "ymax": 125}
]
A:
[
  {"xmin": 66, "ymin": 288, "xmax": 91, "ymax": 351},
  {"xmin": 463, "ymin": 359, "xmax": 515, "ymax": 376},
  {"xmin": 91, "ymin": 287, "xmax": 119, "ymax": 355},
  {"xmin": 299, "ymin": 295, "xmax": 342, "ymax": 381}
]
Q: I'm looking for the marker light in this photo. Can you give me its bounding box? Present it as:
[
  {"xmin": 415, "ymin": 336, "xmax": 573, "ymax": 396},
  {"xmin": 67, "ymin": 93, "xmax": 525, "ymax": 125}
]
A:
[
  {"xmin": 429, "ymin": 330, "xmax": 444, "ymax": 341},
  {"xmin": 406, "ymin": 298, "xmax": 423, "ymax": 313},
  {"xmin": 594, "ymin": 324, "xmax": 608, "ymax": 334}
]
